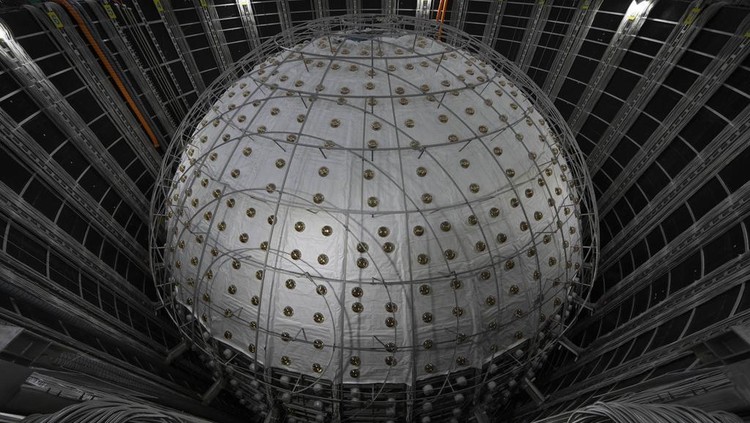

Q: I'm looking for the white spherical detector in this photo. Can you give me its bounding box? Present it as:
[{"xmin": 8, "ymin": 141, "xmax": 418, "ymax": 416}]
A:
[{"xmin": 154, "ymin": 16, "xmax": 596, "ymax": 422}]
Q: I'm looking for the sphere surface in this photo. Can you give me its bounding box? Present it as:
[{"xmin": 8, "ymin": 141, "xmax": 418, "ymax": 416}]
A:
[{"xmin": 156, "ymin": 16, "xmax": 595, "ymax": 421}]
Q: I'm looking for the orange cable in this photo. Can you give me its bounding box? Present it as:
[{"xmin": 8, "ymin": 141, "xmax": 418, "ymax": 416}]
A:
[
  {"xmin": 53, "ymin": 0, "xmax": 161, "ymax": 149},
  {"xmin": 436, "ymin": 0, "xmax": 448, "ymax": 39}
]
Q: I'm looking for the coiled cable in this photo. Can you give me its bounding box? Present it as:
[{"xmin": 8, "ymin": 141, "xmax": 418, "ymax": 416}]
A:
[
  {"xmin": 22, "ymin": 398, "xmax": 208, "ymax": 423},
  {"xmin": 565, "ymin": 401, "xmax": 743, "ymax": 423}
]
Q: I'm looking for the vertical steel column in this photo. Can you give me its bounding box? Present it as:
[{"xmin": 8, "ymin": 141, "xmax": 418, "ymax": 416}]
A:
[
  {"xmin": 597, "ymin": 16, "xmax": 750, "ymax": 213},
  {"xmin": 0, "ymin": 181, "xmax": 158, "ymax": 317},
  {"xmin": 543, "ymin": 0, "xmax": 604, "ymax": 99},
  {"xmin": 276, "ymin": 0, "xmax": 294, "ymax": 32},
  {"xmin": 383, "ymin": 0, "xmax": 398, "ymax": 16},
  {"xmin": 115, "ymin": 1, "xmax": 193, "ymax": 118},
  {"xmin": 0, "ymin": 306, "xmax": 227, "ymax": 420},
  {"xmin": 313, "ymin": 0, "xmax": 330, "ymax": 19},
  {"xmin": 415, "ymin": 0, "xmax": 433, "ymax": 20},
  {"xmin": 586, "ymin": 1, "xmax": 719, "ymax": 173},
  {"xmin": 85, "ymin": 0, "xmax": 178, "ymax": 134},
  {"xmin": 533, "ymin": 292, "xmax": 750, "ymax": 417},
  {"xmin": 516, "ymin": 0, "xmax": 553, "ymax": 71},
  {"xmin": 149, "ymin": 0, "xmax": 207, "ymax": 92},
  {"xmin": 566, "ymin": 0, "xmax": 659, "ymax": 134},
  {"xmin": 0, "ymin": 18, "xmax": 151, "ymax": 220},
  {"xmin": 481, "ymin": 0, "xmax": 507, "ymax": 46},
  {"xmin": 236, "ymin": 0, "xmax": 263, "ymax": 51},
  {"xmin": 599, "ymin": 105, "xmax": 750, "ymax": 270},
  {"xmin": 193, "ymin": 0, "xmax": 232, "ymax": 73},
  {"xmin": 34, "ymin": 4, "xmax": 161, "ymax": 175},
  {"xmin": 448, "ymin": 0, "xmax": 467, "ymax": 29},
  {"xmin": 575, "ymin": 240, "xmax": 750, "ymax": 356},
  {"xmin": 347, "ymin": 0, "xmax": 362, "ymax": 16},
  {"xmin": 0, "ymin": 107, "xmax": 149, "ymax": 272}
]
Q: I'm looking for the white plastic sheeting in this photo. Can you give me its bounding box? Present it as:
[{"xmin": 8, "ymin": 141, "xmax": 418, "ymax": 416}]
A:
[{"xmin": 165, "ymin": 34, "xmax": 582, "ymax": 385}]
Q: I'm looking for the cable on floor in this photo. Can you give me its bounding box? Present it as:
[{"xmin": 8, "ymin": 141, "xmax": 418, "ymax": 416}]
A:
[{"xmin": 565, "ymin": 401, "xmax": 743, "ymax": 423}]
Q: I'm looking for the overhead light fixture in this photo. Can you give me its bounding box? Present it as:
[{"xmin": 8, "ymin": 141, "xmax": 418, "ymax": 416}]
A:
[
  {"xmin": 0, "ymin": 22, "xmax": 12, "ymax": 42},
  {"xmin": 626, "ymin": 0, "xmax": 651, "ymax": 20}
]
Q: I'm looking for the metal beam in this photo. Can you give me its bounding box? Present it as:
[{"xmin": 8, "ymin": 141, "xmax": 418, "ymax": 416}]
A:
[
  {"xmin": 149, "ymin": 0, "xmax": 207, "ymax": 92},
  {"xmin": 193, "ymin": 0, "xmax": 233, "ymax": 73},
  {"xmin": 0, "ymin": 182, "xmax": 158, "ymax": 314},
  {"xmin": 0, "ymin": 250, "xmax": 165, "ymax": 353},
  {"xmin": 523, "ymin": 377, "xmax": 546, "ymax": 405},
  {"xmin": 448, "ymin": 0, "xmax": 467, "ymax": 30},
  {"xmin": 585, "ymin": 1, "xmax": 719, "ymax": 174},
  {"xmin": 566, "ymin": 0, "xmax": 659, "ymax": 134},
  {"xmin": 558, "ymin": 336, "xmax": 583, "ymax": 357},
  {"xmin": 599, "ymin": 105, "xmax": 750, "ymax": 272},
  {"xmin": 347, "ymin": 0, "xmax": 361, "ymax": 15},
  {"xmin": 517, "ymin": 0, "xmax": 553, "ymax": 71},
  {"xmin": 543, "ymin": 0, "xmax": 604, "ymax": 100},
  {"xmin": 235, "ymin": 0, "xmax": 262, "ymax": 51},
  {"xmin": 34, "ymin": 4, "xmax": 161, "ymax": 176},
  {"xmin": 570, "ymin": 255, "xmax": 750, "ymax": 374},
  {"xmin": 83, "ymin": 0, "xmax": 178, "ymax": 134},
  {"xmin": 0, "ymin": 300, "xmax": 222, "ymax": 418},
  {"xmin": 596, "ymin": 14, "xmax": 750, "ymax": 215},
  {"xmin": 382, "ymin": 0, "xmax": 397, "ymax": 15},
  {"xmin": 415, "ymin": 0, "xmax": 433, "ymax": 21},
  {"xmin": 0, "ymin": 23, "xmax": 151, "ymax": 220},
  {"xmin": 0, "ymin": 107, "xmax": 149, "ymax": 270},
  {"xmin": 166, "ymin": 340, "xmax": 189, "ymax": 364},
  {"xmin": 275, "ymin": 0, "xmax": 294, "ymax": 32},
  {"xmin": 481, "ymin": 0, "xmax": 505, "ymax": 46},
  {"xmin": 312, "ymin": 0, "xmax": 329, "ymax": 19},
  {"xmin": 200, "ymin": 377, "xmax": 224, "ymax": 405},
  {"xmin": 592, "ymin": 179, "xmax": 750, "ymax": 317},
  {"xmin": 538, "ymin": 302, "xmax": 750, "ymax": 416}
]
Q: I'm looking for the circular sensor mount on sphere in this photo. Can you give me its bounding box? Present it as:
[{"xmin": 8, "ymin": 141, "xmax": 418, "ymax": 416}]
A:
[{"xmin": 150, "ymin": 14, "xmax": 598, "ymax": 422}]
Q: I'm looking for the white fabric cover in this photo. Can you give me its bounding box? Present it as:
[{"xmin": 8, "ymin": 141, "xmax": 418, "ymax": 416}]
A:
[{"xmin": 165, "ymin": 34, "xmax": 582, "ymax": 385}]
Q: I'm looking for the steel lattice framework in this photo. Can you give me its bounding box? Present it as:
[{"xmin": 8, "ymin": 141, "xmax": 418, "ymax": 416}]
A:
[{"xmin": 150, "ymin": 14, "xmax": 598, "ymax": 423}]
